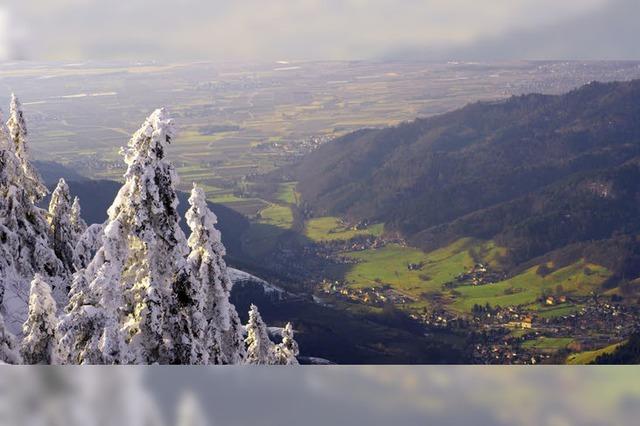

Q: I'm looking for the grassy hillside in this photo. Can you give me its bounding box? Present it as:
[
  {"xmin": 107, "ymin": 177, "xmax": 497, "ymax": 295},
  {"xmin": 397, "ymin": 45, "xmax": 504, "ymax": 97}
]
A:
[
  {"xmin": 333, "ymin": 239, "xmax": 506, "ymax": 309},
  {"xmin": 567, "ymin": 342, "xmax": 624, "ymax": 365},
  {"xmin": 451, "ymin": 260, "xmax": 609, "ymax": 312}
]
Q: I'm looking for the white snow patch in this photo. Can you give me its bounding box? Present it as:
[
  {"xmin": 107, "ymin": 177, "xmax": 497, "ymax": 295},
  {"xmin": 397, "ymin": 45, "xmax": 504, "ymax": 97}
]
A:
[{"xmin": 228, "ymin": 268, "xmax": 286, "ymax": 296}]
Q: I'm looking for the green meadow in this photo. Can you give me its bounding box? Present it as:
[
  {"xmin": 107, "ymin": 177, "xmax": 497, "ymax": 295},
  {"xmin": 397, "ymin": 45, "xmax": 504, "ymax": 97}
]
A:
[
  {"xmin": 335, "ymin": 238, "xmax": 506, "ymax": 307},
  {"xmin": 451, "ymin": 260, "xmax": 610, "ymax": 313},
  {"xmin": 566, "ymin": 341, "xmax": 624, "ymax": 365}
]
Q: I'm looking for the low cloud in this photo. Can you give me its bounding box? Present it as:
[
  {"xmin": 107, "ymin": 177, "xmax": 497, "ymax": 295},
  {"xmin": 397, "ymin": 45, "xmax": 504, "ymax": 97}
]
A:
[
  {"xmin": 0, "ymin": 7, "xmax": 10, "ymax": 60},
  {"xmin": 2, "ymin": 0, "xmax": 620, "ymax": 61}
]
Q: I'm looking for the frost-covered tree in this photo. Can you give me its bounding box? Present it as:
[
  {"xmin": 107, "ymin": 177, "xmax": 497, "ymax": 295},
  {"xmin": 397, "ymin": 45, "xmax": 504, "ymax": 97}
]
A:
[
  {"xmin": 21, "ymin": 274, "xmax": 62, "ymax": 364},
  {"xmin": 71, "ymin": 196, "xmax": 88, "ymax": 239},
  {"xmin": 112, "ymin": 108, "xmax": 196, "ymax": 364},
  {"xmin": 7, "ymin": 105, "xmax": 302, "ymax": 365},
  {"xmin": 0, "ymin": 312, "xmax": 22, "ymax": 364},
  {"xmin": 245, "ymin": 304, "xmax": 276, "ymax": 365},
  {"xmin": 186, "ymin": 184, "xmax": 244, "ymax": 364},
  {"xmin": 65, "ymin": 109, "xmax": 195, "ymax": 364},
  {"xmin": 6, "ymin": 93, "xmax": 47, "ymax": 202},
  {"xmin": 0, "ymin": 106, "xmax": 67, "ymax": 334},
  {"xmin": 59, "ymin": 219, "xmax": 130, "ymax": 364},
  {"xmin": 275, "ymin": 322, "xmax": 299, "ymax": 365},
  {"xmin": 221, "ymin": 308, "xmax": 246, "ymax": 365},
  {"xmin": 73, "ymin": 223, "xmax": 104, "ymax": 270},
  {"xmin": 48, "ymin": 178, "xmax": 76, "ymax": 270},
  {"xmin": 57, "ymin": 270, "xmax": 106, "ymax": 364}
]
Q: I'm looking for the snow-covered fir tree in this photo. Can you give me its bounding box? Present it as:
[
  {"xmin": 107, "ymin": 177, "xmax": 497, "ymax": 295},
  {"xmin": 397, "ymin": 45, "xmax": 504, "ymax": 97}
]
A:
[
  {"xmin": 73, "ymin": 223, "xmax": 104, "ymax": 270},
  {"xmin": 112, "ymin": 108, "xmax": 197, "ymax": 364},
  {"xmin": 62, "ymin": 109, "xmax": 197, "ymax": 364},
  {"xmin": 71, "ymin": 196, "xmax": 88, "ymax": 240},
  {"xmin": 0, "ymin": 102, "xmax": 301, "ymax": 365},
  {"xmin": 48, "ymin": 178, "xmax": 77, "ymax": 270},
  {"xmin": 0, "ymin": 106, "xmax": 68, "ymax": 334},
  {"xmin": 0, "ymin": 312, "xmax": 22, "ymax": 364},
  {"xmin": 6, "ymin": 93, "xmax": 47, "ymax": 202},
  {"xmin": 20, "ymin": 274, "xmax": 62, "ymax": 364},
  {"xmin": 245, "ymin": 304, "xmax": 277, "ymax": 365},
  {"xmin": 275, "ymin": 322, "xmax": 300, "ymax": 365},
  {"xmin": 186, "ymin": 184, "xmax": 245, "ymax": 364}
]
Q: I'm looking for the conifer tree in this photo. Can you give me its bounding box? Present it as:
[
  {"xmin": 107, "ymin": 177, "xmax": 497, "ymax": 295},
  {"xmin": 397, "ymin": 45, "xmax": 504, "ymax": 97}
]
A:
[
  {"xmin": 73, "ymin": 223, "xmax": 104, "ymax": 270},
  {"xmin": 113, "ymin": 108, "xmax": 195, "ymax": 364},
  {"xmin": 68, "ymin": 109, "xmax": 193, "ymax": 364},
  {"xmin": 0, "ymin": 311, "xmax": 22, "ymax": 364},
  {"xmin": 0, "ymin": 106, "xmax": 66, "ymax": 333},
  {"xmin": 6, "ymin": 93, "xmax": 47, "ymax": 202},
  {"xmin": 70, "ymin": 196, "xmax": 88, "ymax": 240},
  {"xmin": 245, "ymin": 304, "xmax": 276, "ymax": 365},
  {"xmin": 48, "ymin": 178, "xmax": 76, "ymax": 270},
  {"xmin": 57, "ymin": 271, "xmax": 105, "ymax": 364},
  {"xmin": 186, "ymin": 184, "xmax": 244, "ymax": 364},
  {"xmin": 275, "ymin": 322, "xmax": 300, "ymax": 365},
  {"xmin": 21, "ymin": 274, "xmax": 62, "ymax": 364}
]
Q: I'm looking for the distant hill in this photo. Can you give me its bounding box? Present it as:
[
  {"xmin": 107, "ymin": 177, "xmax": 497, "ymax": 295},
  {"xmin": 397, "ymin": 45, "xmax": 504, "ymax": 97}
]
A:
[{"xmin": 292, "ymin": 79, "xmax": 640, "ymax": 285}]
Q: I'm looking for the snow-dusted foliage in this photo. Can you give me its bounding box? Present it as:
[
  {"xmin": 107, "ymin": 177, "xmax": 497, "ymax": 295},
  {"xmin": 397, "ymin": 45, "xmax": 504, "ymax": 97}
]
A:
[
  {"xmin": 245, "ymin": 304, "xmax": 277, "ymax": 365},
  {"xmin": 275, "ymin": 322, "xmax": 300, "ymax": 365},
  {"xmin": 0, "ymin": 311, "xmax": 22, "ymax": 364},
  {"xmin": 62, "ymin": 109, "xmax": 195, "ymax": 364},
  {"xmin": 20, "ymin": 274, "xmax": 62, "ymax": 364},
  {"xmin": 186, "ymin": 184, "xmax": 245, "ymax": 364},
  {"xmin": 48, "ymin": 178, "xmax": 77, "ymax": 270},
  {"xmin": 73, "ymin": 223, "xmax": 104, "ymax": 270},
  {"xmin": 0, "ymin": 106, "xmax": 68, "ymax": 334},
  {"xmin": 0, "ymin": 104, "xmax": 300, "ymax": 365},
  {"xmin": 71, "ymin": 196, "xmax": 88, "ymax": 239},
  {"xmin": 6, "ymin": 93, "xmax": 47, "ymax": 202}
]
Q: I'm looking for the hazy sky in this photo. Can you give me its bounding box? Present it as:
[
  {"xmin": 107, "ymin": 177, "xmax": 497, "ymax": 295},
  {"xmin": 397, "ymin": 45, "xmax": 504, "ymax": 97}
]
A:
[{"xmin": 0, "ymin": 0, "xmax": 635, "ymax": 62}]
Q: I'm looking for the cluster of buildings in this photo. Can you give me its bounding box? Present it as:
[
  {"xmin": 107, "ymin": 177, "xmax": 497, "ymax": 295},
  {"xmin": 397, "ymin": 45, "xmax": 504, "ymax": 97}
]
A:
[
  {"xmin": 319, "ymin": 280, "xmax": 415, "ymax": 306},
  {"xmin": 449, "ymin": 263, "xmax": 506, "ymax": 287}
]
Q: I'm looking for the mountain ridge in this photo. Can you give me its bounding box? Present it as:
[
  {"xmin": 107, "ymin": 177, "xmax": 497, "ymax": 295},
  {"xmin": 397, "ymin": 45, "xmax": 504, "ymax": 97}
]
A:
[{"xmin": 292, "ymin": 79, "xmax": 640, "ymax": 285}]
